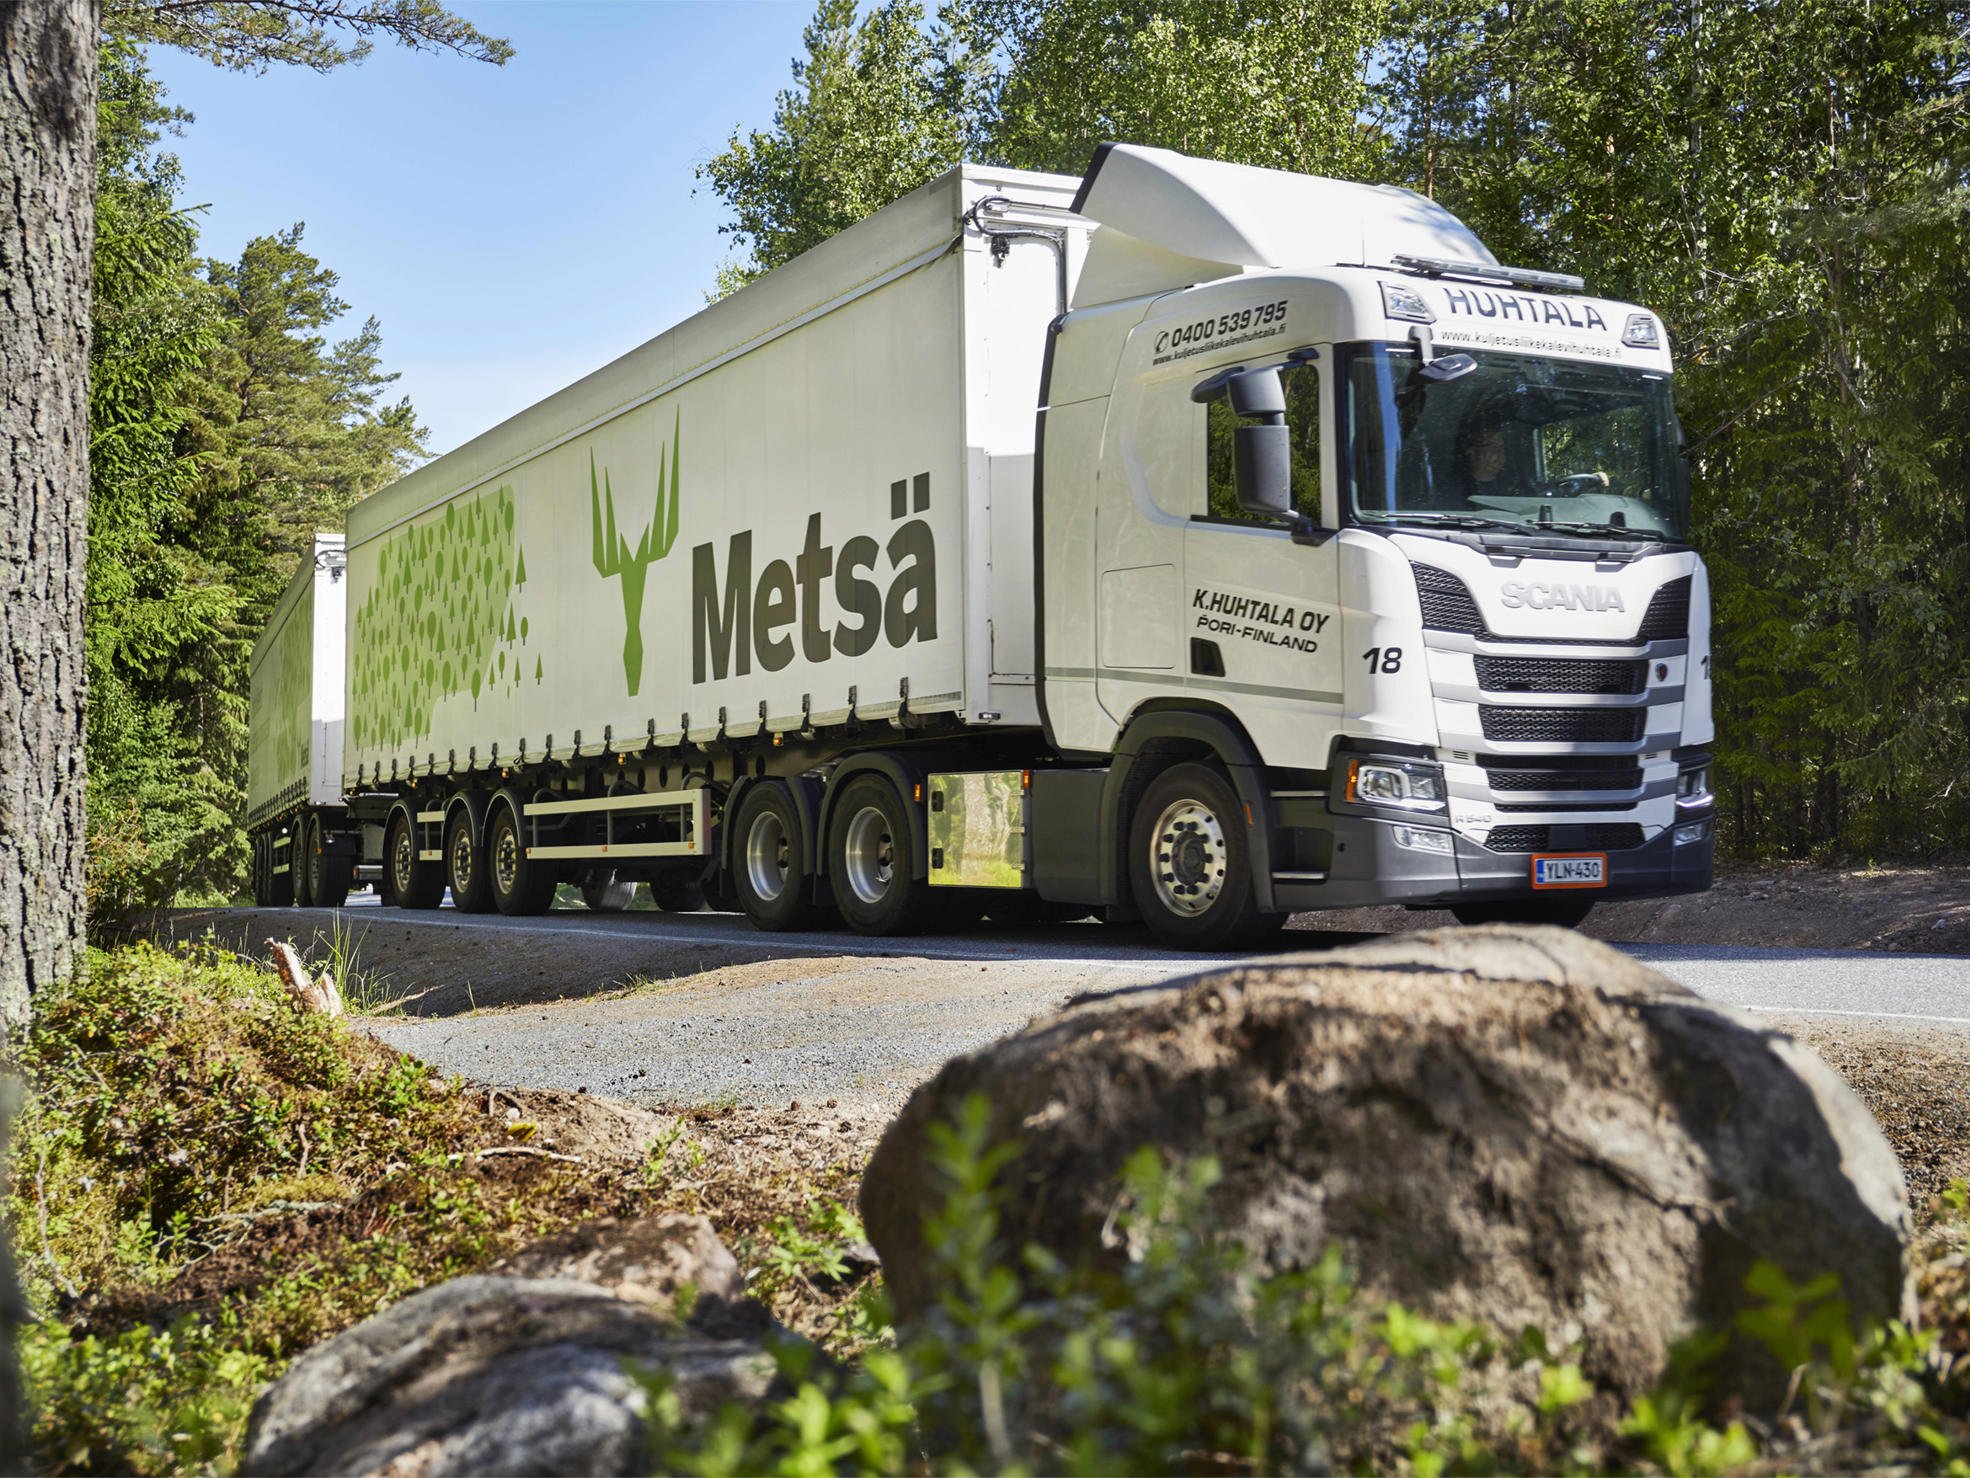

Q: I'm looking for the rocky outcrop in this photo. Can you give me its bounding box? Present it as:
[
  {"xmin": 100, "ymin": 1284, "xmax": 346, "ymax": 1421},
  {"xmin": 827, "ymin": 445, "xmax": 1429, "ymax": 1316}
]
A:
[
  {"xmin": 862, "ymin": 926, "xmax": 1911, "ymax": 1407},
  {"xmin": 243, "ymin": 1217, "xmax": 778, "ymax": 1476}
]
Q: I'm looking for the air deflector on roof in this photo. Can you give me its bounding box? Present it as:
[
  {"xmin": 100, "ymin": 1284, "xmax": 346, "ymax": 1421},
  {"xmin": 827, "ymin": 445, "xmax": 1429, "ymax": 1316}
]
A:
[{"xmin": 1070, "ymin": 143, "xmax": 1497, "ymax": 271}]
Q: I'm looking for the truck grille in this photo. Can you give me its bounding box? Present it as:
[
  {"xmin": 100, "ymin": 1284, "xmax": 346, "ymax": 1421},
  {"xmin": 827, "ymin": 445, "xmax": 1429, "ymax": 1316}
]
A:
[
  {"xmin": 1484, "ymin": 823, "xmax": 1646, "ymax": 853},
  {"xmin": 1481, "ymin": 763, "xmax": 1643, "ymax": 793},
  {"xmin": 1636, "ymin": 576, "xmax": 1692, "ymax": 641},
  {"xmin": 1479, "ymin": 706, "xmax": 1646, "ymax": 744},
  {"xmin": 1414, "ymin": 565, "xmax": 1693, "ymax": 646},
  {"xmin": 1474, "ymin": 655, "xmax": 1646, "ymax": 695}
]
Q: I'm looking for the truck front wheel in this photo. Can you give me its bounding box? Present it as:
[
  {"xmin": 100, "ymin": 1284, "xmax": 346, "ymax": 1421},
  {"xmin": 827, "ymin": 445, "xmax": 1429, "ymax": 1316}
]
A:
[
  {"xmin": 1128, "ymin": 763, "xmax": 1279, "ymax": 951},
  {"xmin": 731, "ymin": 783, "xmax": 819, "ymax": 931},
  {"xmin": 827, "ymin": 774, "xmax": 929, "ymax": 935},
  {"xmin": 487, "ymin": 803, "xmax": 557, "ymax": 916},
  {"xmin": 388, "ymin": 813, "xmax": 445, "ymax": 910}
]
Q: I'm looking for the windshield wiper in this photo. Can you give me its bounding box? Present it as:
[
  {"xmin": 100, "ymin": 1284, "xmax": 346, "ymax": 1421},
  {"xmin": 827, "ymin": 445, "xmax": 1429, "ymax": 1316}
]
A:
[
  {"xmin": 1357, "ymin": 510, "xmax": 1526, "ymax": 532},
  {"xmin": 1539, "ymin": 520, "xmax": 1668, "ymax": 541}
]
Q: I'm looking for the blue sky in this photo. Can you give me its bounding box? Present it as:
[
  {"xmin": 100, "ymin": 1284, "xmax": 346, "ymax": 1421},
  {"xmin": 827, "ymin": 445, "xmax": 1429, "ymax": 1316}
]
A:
[{"xmin": 147, "ymin": 1, "xmax": 816, "ymax": 455}]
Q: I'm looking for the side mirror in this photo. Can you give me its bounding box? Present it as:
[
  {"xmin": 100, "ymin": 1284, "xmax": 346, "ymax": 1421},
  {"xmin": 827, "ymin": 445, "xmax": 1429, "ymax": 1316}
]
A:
[
  {"xmin": 1226, "ymin": 366, "xmax": 1286, "ymax": 419},
  {"xmin": 1234, "ymin": 422, "xmax": 1292, "ymax": 520}
]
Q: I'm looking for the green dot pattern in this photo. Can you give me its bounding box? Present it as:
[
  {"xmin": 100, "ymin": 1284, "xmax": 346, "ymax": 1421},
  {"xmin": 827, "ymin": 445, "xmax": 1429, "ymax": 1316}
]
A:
[{"xmin": 349, "ymin": 485, "xmax": 531, "ymax": 754}]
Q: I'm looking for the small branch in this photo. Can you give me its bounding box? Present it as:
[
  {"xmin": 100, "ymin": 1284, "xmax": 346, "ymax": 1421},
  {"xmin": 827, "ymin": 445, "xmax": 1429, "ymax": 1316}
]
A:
[
  {"xmin": 267, "ymin": 937, "xmax": 344, "ymax": 1018},
  {"xmin": 475, "ymin": 1146, "xmax": 585, "ymax": 1165}
]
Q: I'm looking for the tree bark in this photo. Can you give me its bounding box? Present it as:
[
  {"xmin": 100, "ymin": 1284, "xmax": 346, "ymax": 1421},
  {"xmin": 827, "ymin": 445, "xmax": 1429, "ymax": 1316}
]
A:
[{"xmin": 0, "ymin": 0, "xmax": 96, "ymax": 1031}]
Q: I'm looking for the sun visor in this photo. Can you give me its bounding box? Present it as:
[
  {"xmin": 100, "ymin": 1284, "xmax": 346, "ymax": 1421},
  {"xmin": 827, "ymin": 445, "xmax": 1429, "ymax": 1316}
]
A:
[{"xmin": 1071, "ymin": 143, "xmax": 1497, "ymax": 276}]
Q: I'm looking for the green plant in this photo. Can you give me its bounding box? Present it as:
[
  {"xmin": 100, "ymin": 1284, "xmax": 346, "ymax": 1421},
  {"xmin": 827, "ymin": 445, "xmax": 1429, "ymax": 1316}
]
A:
[{"xmin": 305, "ymin": 916, "xmax": 404, "ymax": 1015}]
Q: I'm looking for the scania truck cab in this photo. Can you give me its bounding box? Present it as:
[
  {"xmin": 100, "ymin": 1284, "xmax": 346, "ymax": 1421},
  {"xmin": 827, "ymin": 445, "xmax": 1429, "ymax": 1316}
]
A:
[{"xmin": 1036, "ymin": 145, "xmax": 1714, "ymax": 941}]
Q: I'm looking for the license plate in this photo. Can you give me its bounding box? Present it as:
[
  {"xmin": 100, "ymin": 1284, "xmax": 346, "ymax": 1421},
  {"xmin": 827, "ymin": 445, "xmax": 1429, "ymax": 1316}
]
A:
[{"xmin": 1531, "ymin": 853, "xmax": 1607, "ymax": 889}]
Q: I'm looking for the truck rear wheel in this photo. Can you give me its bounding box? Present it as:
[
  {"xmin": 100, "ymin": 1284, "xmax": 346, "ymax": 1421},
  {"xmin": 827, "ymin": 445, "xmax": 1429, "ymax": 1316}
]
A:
[
  {"xmin": 388, "ymin": 812, "xmax": 445, "ymax": 910},
  {"xmin": 731, "ymin": 783, "xmax": 819, "ymax": 931},
  {"xmin": 827, "ymin": 774, "xmax": 931, "ymax": 935},
  {"xmin": 487, "ymin": 802, "xmax": 556, "ymax": 916},
  {"xmin": 445, "ymin": 809, "xmax": 493, "ymax": 913},
  {"xmin": 580, "ymin": 869, "xmax": 637, "ymax": 912},
  {"xmin": 1128, "ymin": 762, "xmax": 1277, "ymax": 951},
  {"xmin": 1450, "ymin": 898, "xmax": 1595, "ymax": 929}
]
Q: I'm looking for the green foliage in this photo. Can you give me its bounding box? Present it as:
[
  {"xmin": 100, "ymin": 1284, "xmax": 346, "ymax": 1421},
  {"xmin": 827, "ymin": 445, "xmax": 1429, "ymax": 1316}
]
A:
[
  {"xmin": 84, "ymin": 46, "xmax": 429, "ymax": 919},
  {"xmin": 104, "ymin": 0, "xmax": 512, "ymax": 74},
  {"xmin": 697, "ymin": 0, "xmax": 992, "ymax": 290}
]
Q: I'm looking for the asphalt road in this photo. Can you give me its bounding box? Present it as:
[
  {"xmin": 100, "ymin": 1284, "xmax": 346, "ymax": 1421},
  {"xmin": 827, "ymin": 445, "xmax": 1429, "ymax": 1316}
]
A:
[{"xmin": 169, "ymin": 894, "xmax": 1970, "ymax": 1113}]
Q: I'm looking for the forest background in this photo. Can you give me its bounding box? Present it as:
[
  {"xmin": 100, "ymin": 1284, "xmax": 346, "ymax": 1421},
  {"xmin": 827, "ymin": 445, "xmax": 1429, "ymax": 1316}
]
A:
[{"xmin": 91, "ymin": 0, "xmax": 1970, "ymax": 921}]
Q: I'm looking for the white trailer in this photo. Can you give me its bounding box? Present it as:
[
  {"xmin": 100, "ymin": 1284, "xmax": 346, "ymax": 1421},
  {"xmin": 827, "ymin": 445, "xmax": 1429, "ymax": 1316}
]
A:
[
  {"xmin": 246, "ymin": 535, "xmax": 352, "ymax": 906},
  {"xmin": 248, "ymin": 145, "xmax": 1715, "ymax": 946}
]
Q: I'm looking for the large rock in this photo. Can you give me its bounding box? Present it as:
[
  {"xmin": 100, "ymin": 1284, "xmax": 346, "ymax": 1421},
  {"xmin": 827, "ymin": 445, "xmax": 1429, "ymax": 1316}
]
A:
[
  {"xmin": 244, "ymin": 1219, "xmax": 779, "ymax": 1476},
  {"xmin": 862, "ymin": 926, "xmax": 1911, "ymax": 1406}
]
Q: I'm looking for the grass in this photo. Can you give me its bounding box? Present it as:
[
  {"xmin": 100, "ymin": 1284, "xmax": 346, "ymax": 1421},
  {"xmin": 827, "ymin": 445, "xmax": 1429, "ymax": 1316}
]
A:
[{"xmin": 3, "ymin": 942, "xmax": 871, "ymax": 1475}]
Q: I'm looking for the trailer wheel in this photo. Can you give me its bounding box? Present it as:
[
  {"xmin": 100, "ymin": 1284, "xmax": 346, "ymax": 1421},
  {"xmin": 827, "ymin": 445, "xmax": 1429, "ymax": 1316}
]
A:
[
  {"xmin": 250, "ymin": 834, "xmax": 275, "ymax": 907},
  {"xmin": 731, "ymin": 783, "xmax": 819, "ymax": 930},
  {"xmin": 445, "ymin": 809, "xmax": 493, "ymax": 913},
  {"xmin": 827, "ymin": 774, "xmax": 931, "ymax": 935},
  {"xmin": 304, "ymin": 814, "xmax": 353, "ymax": 909},
  {"xmin": 649, "ymin": 872, "xmax": 706, "ymax": 914},
  {"xmin": 293, "ymin": 816, "xmax": 319, "ymax": 908},
  {"xmin": 579, "ymin": 869, "xmax": 637, "ymax": 911},
  {"xmin": 268, "ymin": 829, "xmax": 294, "ymax": 907},
  {"xmin": 388, "ymin": 812, "xmax": 444, "ymax": 910},
  {"xmin": 1450, "ymin": 898, "xmax": 1595, "ymax": 929},
  {"xmin": 486, "ymin": 802, "xmax": 556, "ymax": 916},
  {"xmin": 1127, "ymin": 762, "xmax": 1278, "ymax": 951}
]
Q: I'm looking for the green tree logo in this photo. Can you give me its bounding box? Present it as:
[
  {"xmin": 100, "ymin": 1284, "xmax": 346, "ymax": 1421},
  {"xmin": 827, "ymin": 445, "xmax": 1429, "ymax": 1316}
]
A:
[{"xmin": 591, "ymin": 410, "xmax": 682, "ymax": 696}]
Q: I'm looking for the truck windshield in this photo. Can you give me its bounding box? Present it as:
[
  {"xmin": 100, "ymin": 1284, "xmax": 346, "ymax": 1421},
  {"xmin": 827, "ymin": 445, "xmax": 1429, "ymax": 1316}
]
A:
[{"xmin": 1342, "ymin": 343, "xmax": 1688, "ymax": 542}]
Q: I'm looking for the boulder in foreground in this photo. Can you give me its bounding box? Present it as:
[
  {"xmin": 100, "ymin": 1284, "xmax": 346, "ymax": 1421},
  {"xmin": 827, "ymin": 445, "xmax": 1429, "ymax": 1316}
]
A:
[
  {"xmin": 244, "ymin": 1218, "xmax": 777, "ymax": 1476},
  {"xmin": 862, "ymin": 926, "xmax": 1911, "ymax": 1407}
]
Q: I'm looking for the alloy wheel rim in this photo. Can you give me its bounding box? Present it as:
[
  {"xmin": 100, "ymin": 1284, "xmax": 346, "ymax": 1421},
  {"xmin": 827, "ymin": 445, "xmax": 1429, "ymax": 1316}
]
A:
[
  {"xmin": 745, "ymin": 811, "xmax": 790, "ymax": 903},
  {"xmin": 1149, "ymin": 798, "xmax": 1228, "ymax": 918},
  {"xmin": 842, "ymin": 805, "xmax": 895, "ymax": 906},
  {"xmin": 493, "ymin": 824, "xmax": 520, "ymax": 895}
]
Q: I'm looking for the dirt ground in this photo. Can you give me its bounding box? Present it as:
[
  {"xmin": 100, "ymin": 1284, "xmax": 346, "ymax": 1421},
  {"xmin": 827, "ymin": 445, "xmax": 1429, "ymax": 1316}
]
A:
[{"xmin": 1298, "ymin": 860, "xmax": 1970, "ymax": 952}]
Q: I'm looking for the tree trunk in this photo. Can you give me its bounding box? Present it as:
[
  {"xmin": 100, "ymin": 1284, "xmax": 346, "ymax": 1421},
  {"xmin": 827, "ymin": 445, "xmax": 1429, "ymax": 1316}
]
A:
[{"xmin": 0, "ymin": 0, "xmax": 96, "ymax": 1031}]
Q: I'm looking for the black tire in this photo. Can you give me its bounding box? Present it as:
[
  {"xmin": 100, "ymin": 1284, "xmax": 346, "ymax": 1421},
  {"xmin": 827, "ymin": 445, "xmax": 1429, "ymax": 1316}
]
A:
[
  {"xmin": 293, "ymin": 815, "xmax": 319, "ymax": 908},
  {"xmin": 445, "ymin": 808, "xmax": 493, "ymax": 913},
  {"xmin": 306, "ymin": 814, "xmax": 353, "ymax": 909},
  {"xmin": 826, "ymin": 774, "xmax": 932, "ymax": 935},
  {"xmin": 268, "ymin": 828, "xmax": 295, "ymax": 907},
  {"xmin": 250, "ymin": 833, "xmax": 274, "ymax": 907},
  {"xmin": 388, "ymin": 811, "xmax": 445, "ymax": 910},
  {"xmin": 487, "ymin": 801, "xmax": 557, "ymax": 916},
  {"xmin": 1127, "ymin": 762, "xmax": 1277, "ymax": 950},
  {"xmin": 649, "ymin": 871, "xmax": 707, "ymax": 914},
  {"xmin": 1451, "ymin": 897, "xmax": 1596, "ymax": 929},
  {"xmin": 580, "ymin": 869, "xmax": 637, "ymax": 912},
  {"xmin": 731, "ymin": 783, "xmax": 820, "ymax": 931}
]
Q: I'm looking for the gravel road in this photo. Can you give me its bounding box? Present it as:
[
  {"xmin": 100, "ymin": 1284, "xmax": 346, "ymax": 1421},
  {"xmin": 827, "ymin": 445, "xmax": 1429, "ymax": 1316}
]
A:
[{"xmin": 169, "ymin": 897, "xmax": 1970, "ymax": 1116}]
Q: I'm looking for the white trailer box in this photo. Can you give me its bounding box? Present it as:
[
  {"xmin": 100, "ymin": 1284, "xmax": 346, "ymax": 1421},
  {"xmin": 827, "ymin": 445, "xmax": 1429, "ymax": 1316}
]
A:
[
  {"xmin": 247, "ymin": 534, "xmax": 346, "ymax": 826},
  {"xmin": 342, "ymin": 165, "xmax": 1085, "ymax": 789}
]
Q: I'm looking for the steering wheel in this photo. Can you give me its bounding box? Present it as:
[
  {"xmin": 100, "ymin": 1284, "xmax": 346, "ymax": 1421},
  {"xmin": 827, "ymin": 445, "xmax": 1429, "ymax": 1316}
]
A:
[{"xmin": 1540, "ymin": 471, "xmax": 1611, "ymax": 497}]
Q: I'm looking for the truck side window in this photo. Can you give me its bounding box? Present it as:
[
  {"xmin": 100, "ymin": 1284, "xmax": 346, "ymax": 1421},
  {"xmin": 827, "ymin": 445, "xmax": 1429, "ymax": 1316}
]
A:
[{"xmin": 1204, "ymin": 361, "xmax": 1320, "ymax": 522}]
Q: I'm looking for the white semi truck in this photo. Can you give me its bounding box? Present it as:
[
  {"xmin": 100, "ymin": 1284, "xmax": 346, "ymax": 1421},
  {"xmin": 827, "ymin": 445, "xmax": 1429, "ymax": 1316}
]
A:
[{"xmin": 246, "ymin": 144, "xmax": 1715, "ymax": 947}]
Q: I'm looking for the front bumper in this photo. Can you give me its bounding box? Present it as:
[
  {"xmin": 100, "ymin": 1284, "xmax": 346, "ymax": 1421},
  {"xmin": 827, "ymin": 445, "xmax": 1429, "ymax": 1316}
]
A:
[{"xmin": 1272, "ymin": 810, "xmax": 1714, "ymax": 913}]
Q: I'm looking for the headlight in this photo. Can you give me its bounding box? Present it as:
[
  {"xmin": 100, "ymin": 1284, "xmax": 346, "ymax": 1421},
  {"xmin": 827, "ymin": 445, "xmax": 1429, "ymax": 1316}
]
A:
[
  {"xmin": 1346, "ymin": 758, "xmax": 1446, "ymax": 812},
  {"xmin": 1673, "ymin": 820, "xmax": 1710, "ymax": 846},
  {"xmin": 1676, "ymin": 766, "xmax": 1711, "ymax": 808}
]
